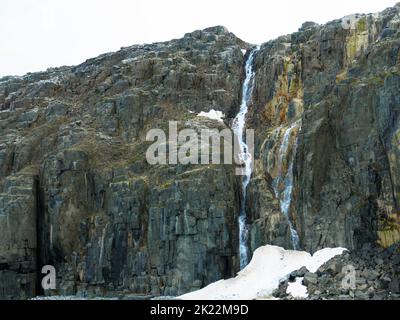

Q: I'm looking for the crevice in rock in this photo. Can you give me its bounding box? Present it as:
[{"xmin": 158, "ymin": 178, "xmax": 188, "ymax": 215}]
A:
[
  {"xmin": 378, "ymin": 131, "xmax": 398, "ymax": 211},
  {"xmin": 35, "ymin": 176, "xmax": 45, "ymax": 296}
]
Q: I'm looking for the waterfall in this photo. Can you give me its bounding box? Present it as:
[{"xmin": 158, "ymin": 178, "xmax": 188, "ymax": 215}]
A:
[
  {"xmin": 99, "ymin": 227, "xmax": 106, "ymax": 267},
  {"xmin": 272, "ymin": 122, "xmax": 301, "ymax": 250},
  {"xmin": 232, "ymin": 48, "xmax": 258, "ymax": 269}
]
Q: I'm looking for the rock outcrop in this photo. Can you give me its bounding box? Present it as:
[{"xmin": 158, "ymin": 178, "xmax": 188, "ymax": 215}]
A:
[
  {"xmin": 248, "ymin": 4, "xmax": 400, "ymax": 253},
  {"xmin": 0, "ymin": 27, "xmax": 247, "ymax": 298},
  {"xmin": 275, "ymin": 243, "xmax": 400, "ymax": 300}
]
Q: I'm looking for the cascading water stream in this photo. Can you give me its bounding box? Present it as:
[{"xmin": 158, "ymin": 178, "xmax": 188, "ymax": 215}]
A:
[
  {"xmin": 272, "ymin": 122, "xmax": 301, "ymax": 250},
  {"xmin": 232, "ymin": 48, "xmax": 258, "ymax": 270}
]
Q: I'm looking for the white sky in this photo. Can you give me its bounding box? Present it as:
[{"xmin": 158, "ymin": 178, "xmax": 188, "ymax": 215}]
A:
[{"xmin": 0, "ymin": 0, "xmax": 398, "ymax": 77}]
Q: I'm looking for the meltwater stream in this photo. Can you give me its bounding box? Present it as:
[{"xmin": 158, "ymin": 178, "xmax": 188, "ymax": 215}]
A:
[
  {"xmin": 232, "ymin": 48, "xmax": 258, "ymax": 270},
  {"xmin": 272, "ymin": 122, "xmax": 301, "ymax": 250}
]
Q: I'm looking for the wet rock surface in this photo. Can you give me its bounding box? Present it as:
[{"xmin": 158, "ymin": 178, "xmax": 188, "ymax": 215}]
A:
[{"xmin": 248, "ymin": 3, "xmax": 400, "ymax": 253}]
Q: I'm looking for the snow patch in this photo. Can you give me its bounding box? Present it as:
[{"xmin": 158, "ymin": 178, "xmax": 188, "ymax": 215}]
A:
[
  {"xmin": 179, "ymin": 245, "xmax": 346, "ymax": 300},
  {"xmin": 287, "ymin": 277, "xmax": 308, "ymax": 298},
  {"xmin": 35, "ymin": 76, "xmax": 61, "ymax": 86},
  {"xmin": 31, "ymin": 296, "xmax": 118, "ymax": 300},
  {"xmin": 197, "ymin": 109, "xmax": 225, "ymax": 122},
  {"xmin": 31, "ymin": 296, "xmax": 87, "ymax": 300},
  {"xmin": 122, "ymin": 57, "xmax": 141, "ymax": 64},
  {"xmin": 241, "ymin": 49, "xmax": 247, "ymax": 56}
]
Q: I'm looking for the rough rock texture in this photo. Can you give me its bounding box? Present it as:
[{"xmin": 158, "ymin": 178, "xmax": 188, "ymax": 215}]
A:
[
  {"xmin": 1, "ymin": 4, "xmax": 400, "ymax": 299},
  {"xmin": 246, "ymin": 161, "xmax": 293, "ymax": 252},
  {"xmin": 276, "ymin": 243, "xmax": 400, "ymax": 300},
  {"xmin": 307, "ymin": 243, "xmax": 400, "ymax": 300},
  {"xmin": 0, "ymin": 26, "xmax": 246, "ymax": 298},
  {"xmin": 0, "ymin": 170, "xmax": 37, "ymax": 299},
  {"xmin": 248, "ymin": 3, "xmax": 400, "ymax": 253}
]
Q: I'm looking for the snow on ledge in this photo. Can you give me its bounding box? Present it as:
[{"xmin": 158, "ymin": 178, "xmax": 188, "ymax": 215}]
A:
[
  {"xmin": 179, "ymin": 245, "xmax": 347, "ymax": 300},
  {"xmin": 197, "ymin": 109, "xmax": 225, "ymax": 123}
]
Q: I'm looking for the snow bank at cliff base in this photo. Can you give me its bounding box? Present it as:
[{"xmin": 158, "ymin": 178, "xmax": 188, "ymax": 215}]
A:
[{"xmin": 179, "ymin": 245, "xmax": 347, "ymax": 300}]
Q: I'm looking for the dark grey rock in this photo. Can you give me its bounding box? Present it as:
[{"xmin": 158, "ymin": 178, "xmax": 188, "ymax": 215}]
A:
[
  {"xmin": 389, "ymin": 278, "xmax": 400, "ymax": 294},
  {"xmin": 290, "ymin": 266, "xmax": 309, "ymax": 280},
  {"xmin": 303, "ymin": 273, "xmax": 318, "ymax": 286},
  {"xmin": 45, "ymin": 102, "xmax": 68, "ymax": 121}
]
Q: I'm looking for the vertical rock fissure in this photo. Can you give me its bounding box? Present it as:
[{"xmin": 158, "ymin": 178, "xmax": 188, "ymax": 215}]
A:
[
  {"xmin": 232, "ymin": 48, "xmax": 258, "ymax": 269},
  {"xmin": 35, "ymin": 176, "xmax": 44, "ymax": 296},
  {"xmin": 378, "ymin": 134, "xmax": 399, "ymax": 212}
]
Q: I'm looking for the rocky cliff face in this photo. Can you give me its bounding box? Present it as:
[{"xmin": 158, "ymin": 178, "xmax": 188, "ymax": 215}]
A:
[
  {"xmin": 0, "ymin": 26, "xmax": 247, "ymax": 298},
  {"xmin": 248, "ymin": 4, "xmax": 400, "ymax": 253},
  {"xmin": 0, "ymin": 4, "xmax": 399, "ymax": 299}
]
